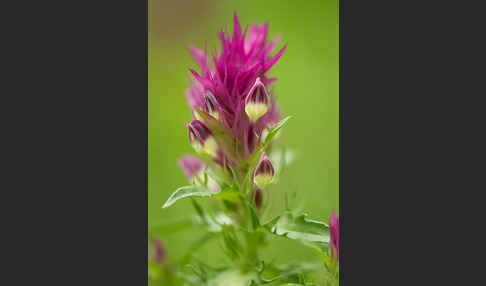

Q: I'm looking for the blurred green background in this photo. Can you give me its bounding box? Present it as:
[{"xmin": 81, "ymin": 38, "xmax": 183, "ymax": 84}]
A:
[{"xmin": 149, "ymin": 0, "xmax": 338, "ymax": 267}]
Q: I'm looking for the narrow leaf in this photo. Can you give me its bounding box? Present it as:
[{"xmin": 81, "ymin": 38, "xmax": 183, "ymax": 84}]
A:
[
  {"xmin": 162, "ymin": 185, "xmax": 213, "ymax": 208},
  {"xmin": 191, "ymin": 199, "xmax": 205, "ymax": 220},
  {"xmin": 248, "ymin": 203, "xmax": 261, "ymax": 230},
  {"xmin": 262, "ymin": 116, "xmax": 291, "ymax": 150}
]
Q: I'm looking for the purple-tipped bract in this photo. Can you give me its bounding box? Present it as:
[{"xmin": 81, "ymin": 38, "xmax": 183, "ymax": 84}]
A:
[
  {"xmin": 185, "ymin": 13, "xmax": 286, "ymax": 164},
  {"xmin": 187, "ymin": 119, "xmax": 213, "ymax": 146}
]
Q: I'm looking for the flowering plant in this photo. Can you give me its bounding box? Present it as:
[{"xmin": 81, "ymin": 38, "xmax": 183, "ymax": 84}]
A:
[{"xmin": 149, "ymin": 13, "xmax": 339, "ymax": 286}]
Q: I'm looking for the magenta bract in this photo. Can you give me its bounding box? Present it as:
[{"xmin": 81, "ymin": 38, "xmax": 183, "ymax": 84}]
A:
[{"xmin": 185, "ymin": 13, "xmax": 286, "ymax": 161}]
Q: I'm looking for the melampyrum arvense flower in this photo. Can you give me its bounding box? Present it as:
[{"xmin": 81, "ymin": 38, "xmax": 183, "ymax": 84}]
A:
[
  {"xmin": 245, "ymin": 77, "xmax": 270, "ymax": 122},
  {"xmin": 253, "ymin": 152, "xmax": 275, "ymax": 189},
  {"xmin": 180, "ymin": 12, "xmax": 286, "ymax": 179},
  {"xmin": 187, "ymin": 119, "xmax": 218, "ymax": 157}
]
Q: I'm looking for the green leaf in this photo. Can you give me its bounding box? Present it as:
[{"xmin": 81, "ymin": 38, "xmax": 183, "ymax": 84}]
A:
[
  {"xmin": 300, "ymin": 240, "xmax": 328, "ymax": 262},
  {"xmin": 265, "ymin": 211, "xmax": 330, "ymax": 245},
  {"xmin": 213, "ymin": 188, "xmax": 245, "ymax": 203},
  {"xmin": 227, "ymin": 164, "xmax": 240, "ymax": 189},
  {"xmin": 262, "ymin": 116, "xmax": 292, "ymax": 151},
  {"xmin": 202, "ymin": 212, "xmax": 234, "ymax": 232},
  {"xmin": 162, "ymin": 185, "xmax": 214, "ymax": 208},
  {"xmin": 221, "ymin": 226, "xmax": 243, "ymax": 261},
  {"xmin": 209, "ymin": 270, "xmax": 252, "ymax": 286},
  {"xmin": 191, "ymin": 199, "xmax": 205, "ymax": 219},
  {"xmin": 248, "ymin": 203, "xmax": 261, "ymax": 230},
  {"xmin": 256, "ymin": 261, "xmax": 320, "ymax": 285}
]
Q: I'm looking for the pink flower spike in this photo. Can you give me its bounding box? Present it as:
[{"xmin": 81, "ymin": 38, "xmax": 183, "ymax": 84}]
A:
[{"xmin": 184, "ymin": 13, "xmax": 286, "ymax": 166}]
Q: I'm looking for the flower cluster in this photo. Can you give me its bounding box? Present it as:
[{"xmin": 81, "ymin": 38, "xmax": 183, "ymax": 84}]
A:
[{"xmin": 180, "ymin": 13, "xmax": 286, "ymax": 188}]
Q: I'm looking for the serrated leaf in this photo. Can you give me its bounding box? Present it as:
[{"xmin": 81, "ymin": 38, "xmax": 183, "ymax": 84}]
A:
[
  {"xmin": 267, "ymin": 211, "xmax": 330, "ymax": 245},
  {"xmin": 162, "ymin": 185, "xmax": 214, "ymax": 208},
  {"xmin": 257, "ymin": 261, "xmax": 319, "ymax": 285}
]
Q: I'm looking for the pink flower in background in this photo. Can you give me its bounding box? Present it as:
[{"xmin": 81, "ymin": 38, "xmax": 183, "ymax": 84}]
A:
[
  {"xmin": 329, "ymin": 210, "xmax": 340, "ymax": 261},
  {"xmin": 149, "ymin": 237, "xmax": 166, "ymax": 264},
  {"xmin": 178, "ymin": 154, "xmax": 204, "ymax": 179},
  {"xmin": 178, "ymin": 154, "xmax": 221, "ymax": 192}
]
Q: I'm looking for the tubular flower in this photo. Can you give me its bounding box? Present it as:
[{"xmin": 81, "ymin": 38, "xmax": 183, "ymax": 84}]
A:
[
  {"xmin": 187, "ymin": 119, "xmax": 218, "ymax": 157},
  {"xmin": 245, "ymin": 77, "xmax": 270, "ymax": 122},
  {"xmin": 184, "ymin": 12, "xmax": 286, "ymax": 168},
  {"xmin": 253, "ymin": 152, "xmax": 275, "ymax": 189},
  {"xmin": 329, "ymin": 210, "xmax": 340, "ymax": 261}
]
